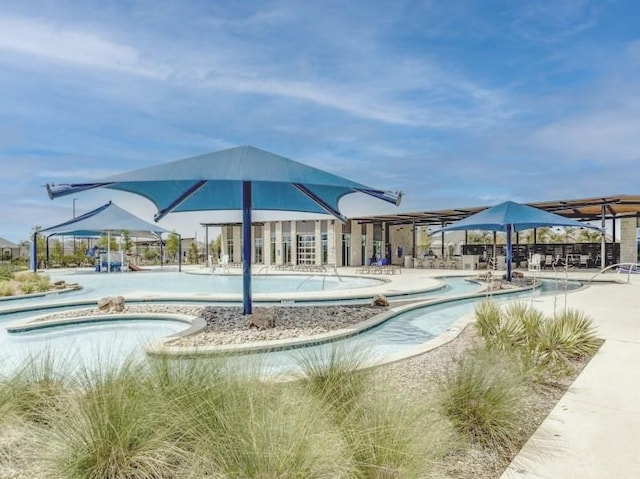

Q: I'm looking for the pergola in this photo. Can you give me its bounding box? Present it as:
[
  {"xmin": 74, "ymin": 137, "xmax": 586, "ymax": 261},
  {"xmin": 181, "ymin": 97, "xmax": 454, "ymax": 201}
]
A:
[{"xmin": 353, "ymin": 195, "xmax": 640, "ymax": 267}]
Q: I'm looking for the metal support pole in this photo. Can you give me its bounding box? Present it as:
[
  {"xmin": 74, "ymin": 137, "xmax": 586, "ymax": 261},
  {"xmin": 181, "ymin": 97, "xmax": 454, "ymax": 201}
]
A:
[
  {"xmin": 506, "ymin": 226, "xmax": 512, "ymax": 281},
  {"xmin": 601, "ymin": 204, "xmax": 606, "ymax": 269},
  {"xmin": 178, "ymin": 235, "xmax": 182, "ymax": 272},
  {"xmin": 242, "ymin": 181, "xmax": 253, "ymax": 315}
]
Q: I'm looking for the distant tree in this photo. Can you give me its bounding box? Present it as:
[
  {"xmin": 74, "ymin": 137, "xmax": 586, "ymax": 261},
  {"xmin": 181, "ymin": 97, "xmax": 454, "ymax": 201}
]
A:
[
  {"xmin": 97, "ymin": 234, "xmax": 119, "ymax": 251},
  {"xmin": 549, "ymin": 231, "xmax": 564, "ymax": 243},
  {"xmin": 536, "ymin": 227, "xmax": 551, "ymax": 243},
  {"xmin": 51, "ymin": 239, "xmax": 64, "ymax": 266},
  {"xmin": 578, "ymin": 229, "xmax": 603, "ymax": 243},
  {"xmin": 188, "ymin": 241, "xmax": 199, "ymax": 264},
  {"xmin": 121, "ymin": 230, "xmax": 133, "ymax": 252},
  {"xmin": 165, "ymin": 232, "xmax": 180, "ymax": 262},
  {"xmin": 564, "ymin": 227, "xmax": 577, "ymax": 243},
  {"xmin": 210, "ymin": 234, "xmax": 222, "ymax": 259},
  {"xmin": 467, "ymin": 231, "xmax": 492, "ymax": 244}
]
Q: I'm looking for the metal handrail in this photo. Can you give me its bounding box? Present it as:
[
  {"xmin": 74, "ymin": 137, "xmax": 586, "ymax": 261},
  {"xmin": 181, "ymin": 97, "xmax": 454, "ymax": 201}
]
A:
[{"xmin": 589, "ymin": 263, "xmax": 640, "ymax": 284}]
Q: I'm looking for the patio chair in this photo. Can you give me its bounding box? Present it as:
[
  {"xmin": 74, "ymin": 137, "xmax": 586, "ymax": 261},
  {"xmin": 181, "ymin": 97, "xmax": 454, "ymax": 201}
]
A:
[{"xmin": 528, "ymin": 253, "xmax": 541, "ymax": 272}]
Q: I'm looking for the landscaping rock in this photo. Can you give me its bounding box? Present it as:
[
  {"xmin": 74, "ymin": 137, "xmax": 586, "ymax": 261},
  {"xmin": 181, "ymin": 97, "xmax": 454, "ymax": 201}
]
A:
[{"xmin": 372, "ymin": 294, "xmax": 389, "ymax": 307}]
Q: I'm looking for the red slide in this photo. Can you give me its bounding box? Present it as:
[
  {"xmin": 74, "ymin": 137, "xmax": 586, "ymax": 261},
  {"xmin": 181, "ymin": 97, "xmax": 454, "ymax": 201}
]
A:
[{"xmin": 128, "ymin": 263, "xmax": 144, "ymax": 271}]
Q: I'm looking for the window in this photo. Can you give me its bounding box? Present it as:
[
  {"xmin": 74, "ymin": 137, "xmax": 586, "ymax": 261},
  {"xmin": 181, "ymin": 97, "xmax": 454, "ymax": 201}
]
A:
[{"xmin": 297, "ymin": 234, "xmax": 316, "ymax": 265}]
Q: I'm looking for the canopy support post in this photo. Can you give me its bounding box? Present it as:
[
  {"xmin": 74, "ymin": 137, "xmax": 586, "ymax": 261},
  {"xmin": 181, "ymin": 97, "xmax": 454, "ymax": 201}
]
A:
[
  {"xmin": 31, "ymin": 232, "xmax": 37, "ymax": 272},
  {"xmin": 506, "ymin": 226, "xmax": 512, "ymax": 282},
  {"xmin": 242, "ymin": 180, "xmax": 252, "ymax": 315},
  {"xmin": 178, "ymin": 234, "xmax": 182, "ymax": 272},
  {"xmin": 601, "ymin": 204, "xmax": 606, "ymax": 269}
]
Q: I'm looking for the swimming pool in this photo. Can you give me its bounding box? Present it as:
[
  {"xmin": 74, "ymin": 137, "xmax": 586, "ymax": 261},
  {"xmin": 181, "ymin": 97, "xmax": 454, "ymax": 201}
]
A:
[{"xmin": 0, "ymin": 275, "xmax": 581, "ymax": 377}]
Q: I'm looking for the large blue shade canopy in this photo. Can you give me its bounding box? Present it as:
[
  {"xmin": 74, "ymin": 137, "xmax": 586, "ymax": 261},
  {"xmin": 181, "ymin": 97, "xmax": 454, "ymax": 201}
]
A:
[
  {"xmin": 45, "ymin": 146, "xmax": 401, "ymax": 314},
  {"xmin": 46, "ymin": 146, "xmax": 402, "ymax": 223},
  {"xmin": 432, "ymin": 201, "xmax": 601, "ymax": 281},
  {"xmin": 39, "ymin": 201, "xmax": 170, "ymax": 238}
]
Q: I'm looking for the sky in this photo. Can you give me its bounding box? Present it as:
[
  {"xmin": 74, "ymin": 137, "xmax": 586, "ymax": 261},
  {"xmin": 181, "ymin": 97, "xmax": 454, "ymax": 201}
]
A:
[{"xmin": 1, "ymin": 0, "xmax": 639, "ymax": 243}]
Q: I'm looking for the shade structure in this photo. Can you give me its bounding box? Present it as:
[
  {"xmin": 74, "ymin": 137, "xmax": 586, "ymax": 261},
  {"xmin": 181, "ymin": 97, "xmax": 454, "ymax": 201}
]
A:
[
  {"xmin": 34, "ymin": 201, "xmax": 172, "ymax": 272},
  {"xmin": 45, "ymin": 146, "xmax": 402, "ymax": 313},
  {"xmin": 432, "ymin": 201, "xmax": 601, "ymax": 281},
  {"xmin": 39, "ymin": 201, "xmax": 170, "ymax": 237}
]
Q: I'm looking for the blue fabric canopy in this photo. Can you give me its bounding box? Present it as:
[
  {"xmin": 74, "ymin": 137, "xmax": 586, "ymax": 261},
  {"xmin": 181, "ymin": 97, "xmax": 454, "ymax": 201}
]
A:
[
  {"xmin": 433, "ymin": 201, "xmax": 601, "ymax": 281},
  {"xmin": 46, "ymin": 146, "xmax": 401, "ymax": 223},
  {"xmin": 39, "ymin": 201, "xmax": 170, "ymax": 238},
  {"xmin": 45, "ymin": 146, "xmax": 401, "ymax": 313}
]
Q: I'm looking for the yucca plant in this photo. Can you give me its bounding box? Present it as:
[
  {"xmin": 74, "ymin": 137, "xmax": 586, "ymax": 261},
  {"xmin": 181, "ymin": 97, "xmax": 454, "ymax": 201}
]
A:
[
  {"xmin": 474, "ymin": 300, "xmax": 503, "ymax": 341},
  {"xmin": 533, "ymin": 309, "xmax": 599, "ymax": 376},
  {"xmin": 439, "ymin": 349, "xmax": 525, "ymax": 455}
]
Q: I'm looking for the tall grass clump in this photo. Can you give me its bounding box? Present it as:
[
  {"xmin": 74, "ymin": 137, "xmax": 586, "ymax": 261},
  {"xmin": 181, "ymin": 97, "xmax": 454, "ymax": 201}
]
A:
[
  {"xmin": 186, "ymin": 373, "xmax": 350, "ymax": 478},
  {"xmin": 297, "ymin": 345, "xmax": 449, "ymax": 477},
  {"xmin": 295, "ymin": 344, "xmax": 370, "ymax": 420},
  {"xmin": 0, "ymin": 281, "xmax": 15, "ymax": 296},
  {"xmin": 37, "ymin": 358, "xmax": 183, "ymax": 479},
  {"xmin": 6, "ymin": 351, "xmax": 74, "ymax": 425},
  {"xmin": 439, "ymin": 349, "xmax": 526, "ymax": 456}
]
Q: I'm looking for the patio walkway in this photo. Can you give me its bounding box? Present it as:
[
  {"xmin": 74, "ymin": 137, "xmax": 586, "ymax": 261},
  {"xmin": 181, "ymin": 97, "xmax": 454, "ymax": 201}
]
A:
[{"xmin": 501, "ymin": 271, "xmax": 640, "ymax": 478}]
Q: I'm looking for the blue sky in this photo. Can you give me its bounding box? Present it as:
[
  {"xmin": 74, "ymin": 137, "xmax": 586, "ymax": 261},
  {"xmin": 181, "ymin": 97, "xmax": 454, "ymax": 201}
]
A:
[{"xmin": 1, "ymin": 0, "xmax": 639, "ymax": 243}]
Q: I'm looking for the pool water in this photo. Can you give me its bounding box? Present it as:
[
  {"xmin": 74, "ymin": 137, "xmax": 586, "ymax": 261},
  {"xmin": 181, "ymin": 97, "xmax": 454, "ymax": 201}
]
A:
[
  {"xmin": 49, "ymin": 270, "xmax": 385, "ymax": 296},
  {"xmin": 0, "ymin": 276, "xmax": 581, "ymax": 377}
]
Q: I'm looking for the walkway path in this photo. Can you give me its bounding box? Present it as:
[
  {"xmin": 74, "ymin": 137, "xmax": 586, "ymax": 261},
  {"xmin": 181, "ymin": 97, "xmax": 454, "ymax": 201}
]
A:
[{"xmin": 501, "ymin": 272, "xmax": 640, "ymax": 478}]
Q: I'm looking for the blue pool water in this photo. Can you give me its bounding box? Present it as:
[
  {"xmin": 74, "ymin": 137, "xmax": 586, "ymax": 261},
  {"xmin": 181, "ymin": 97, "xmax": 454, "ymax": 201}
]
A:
[{"xmin": 0, "ymin": 275, "xmax": 581, "ymax": 377}]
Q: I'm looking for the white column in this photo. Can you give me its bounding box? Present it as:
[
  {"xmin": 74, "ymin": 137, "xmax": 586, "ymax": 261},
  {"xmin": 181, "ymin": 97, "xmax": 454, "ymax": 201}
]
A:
[
  {"xmin": 263, "ymin": 222, "xmax": 272, "ymax": 265},
  {"xmin": 275, "ymin": 222, "xmax": 283, "ymax": 265},
  {"xmin": 315, "ymin": 220, "xmax": 322, "ymax": 265},
  {"xmin": 290, "ymin": 221, "xmax": 297, "ymax": 265},
  {"xmin": 233, "ymin": 225, "xmax": 242, "ymax": 264},
  {"xmin": 351, "ymin": 221, "xmax": 362, "ymax": 266}
]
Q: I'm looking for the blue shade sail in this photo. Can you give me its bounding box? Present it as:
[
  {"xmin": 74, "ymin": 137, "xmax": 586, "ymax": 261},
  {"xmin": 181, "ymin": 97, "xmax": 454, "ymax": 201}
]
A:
[
  {"xmin": 432, "ymin": 201, "xmax": 601, "ymax": 282},
  {"xmin": 44, "ymin": 146, "xmax": 401, "ymax": 314},
  {"xmin": 39, "ymin": 201, "xmax": 170, "ymax": 238}
]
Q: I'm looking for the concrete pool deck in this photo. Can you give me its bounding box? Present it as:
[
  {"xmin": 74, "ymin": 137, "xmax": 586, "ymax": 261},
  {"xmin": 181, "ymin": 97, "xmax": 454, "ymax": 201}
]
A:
[{"xmin": 499, "ymin": 271, "xmax": 640, "ymax": 478}]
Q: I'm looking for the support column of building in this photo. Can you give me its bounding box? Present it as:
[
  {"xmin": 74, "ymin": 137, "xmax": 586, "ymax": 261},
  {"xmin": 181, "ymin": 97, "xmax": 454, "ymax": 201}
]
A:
[
  {"xmin": 331, "ymin": 220, "xmax": 341, "ymax": 267},
  {"xmin": 315, "ymin": 220, "xmax": 322, "ymax": 265},
  {"xmin": 351, "ymin": 221, "xmax": 362, "ymax": 266},
  {"xmin": 275, "ymin": 222, "xmax": 283, "ymax": 265},
  {"xmin": 290, "ymin": 221, "xmax": 297, "ymax": 265},
  {"xmin": 232, "ymin": 225, "xmax": 242, "ymax": 264},
  {"xmin": 620, "ymin": 217, "xmax": 637, "ymax": 264},
  {"xmin": 263, "ymin": 222, "xmax": 271, "ymax": 266},
  {"xmin": 366, "ymin": 223, "xmax": 374, "ymax": 263},
  {"xmin": 221, "ymin": 226, "xmax": 228, "ymax": 257}
]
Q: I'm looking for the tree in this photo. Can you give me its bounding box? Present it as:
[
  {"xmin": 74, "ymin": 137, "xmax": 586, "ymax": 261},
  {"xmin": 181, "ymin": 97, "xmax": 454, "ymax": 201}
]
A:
[
  {"xmin": 467, "ymin": 231, "xmax": 492, "ymax": 244},
  {"xmin": 166, "ymin": 232, "xmax": 180, "ymax": 262},
  {"xmin": 210, "ymin": 234, "xmax": 222, "ymax": 259},
  {"xmin": 97, "ymin": 234, "xmax": 119, "ymax": 251},
  {"xmin": 536, "ymin": 227, "xmax": 551, "ymax": 244},
  {"xmin": 188, "ymin": 241, "xmax": 199, "ymax": 264},
  {"xmin": 121, "ymin": 230, "xmax": 133, "ymax": 252},
  {"xmin": 564, "ymin": 227, "xmax": 577, "ymax": 243},
  {"xmin": 578, "ymin": 229, "xmax": 603, "ymax": 243}
]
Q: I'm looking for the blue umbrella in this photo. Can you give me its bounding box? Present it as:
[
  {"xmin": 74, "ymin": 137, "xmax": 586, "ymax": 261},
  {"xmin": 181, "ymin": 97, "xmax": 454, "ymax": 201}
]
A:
[
  {"xmin": 45, "ymin": 146, "xmax": 401, "ymax": 313},
  {"xmin": 432, "ymin": 201, "xmax": 601, "ymax": 281}
]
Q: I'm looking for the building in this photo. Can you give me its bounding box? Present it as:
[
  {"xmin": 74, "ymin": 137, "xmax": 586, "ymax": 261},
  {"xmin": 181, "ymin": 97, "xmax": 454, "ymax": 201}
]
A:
[{"xmin": 219, "ymin": 195, "xmax": 640, "ymax": 269}]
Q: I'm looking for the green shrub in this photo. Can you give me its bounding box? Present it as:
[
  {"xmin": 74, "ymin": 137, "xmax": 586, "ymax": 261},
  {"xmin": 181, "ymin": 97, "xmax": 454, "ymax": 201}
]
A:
[
  {"xmin": 439, "ymin": 349, "xmax": 525, "ymax": 455},
  {"xmin": 474, "ymin": 300, "xmax": 503, "ymax": 340},
  {"xmin": 533, "ymin": 309, "xmax": 600, "ymax": 375}
]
